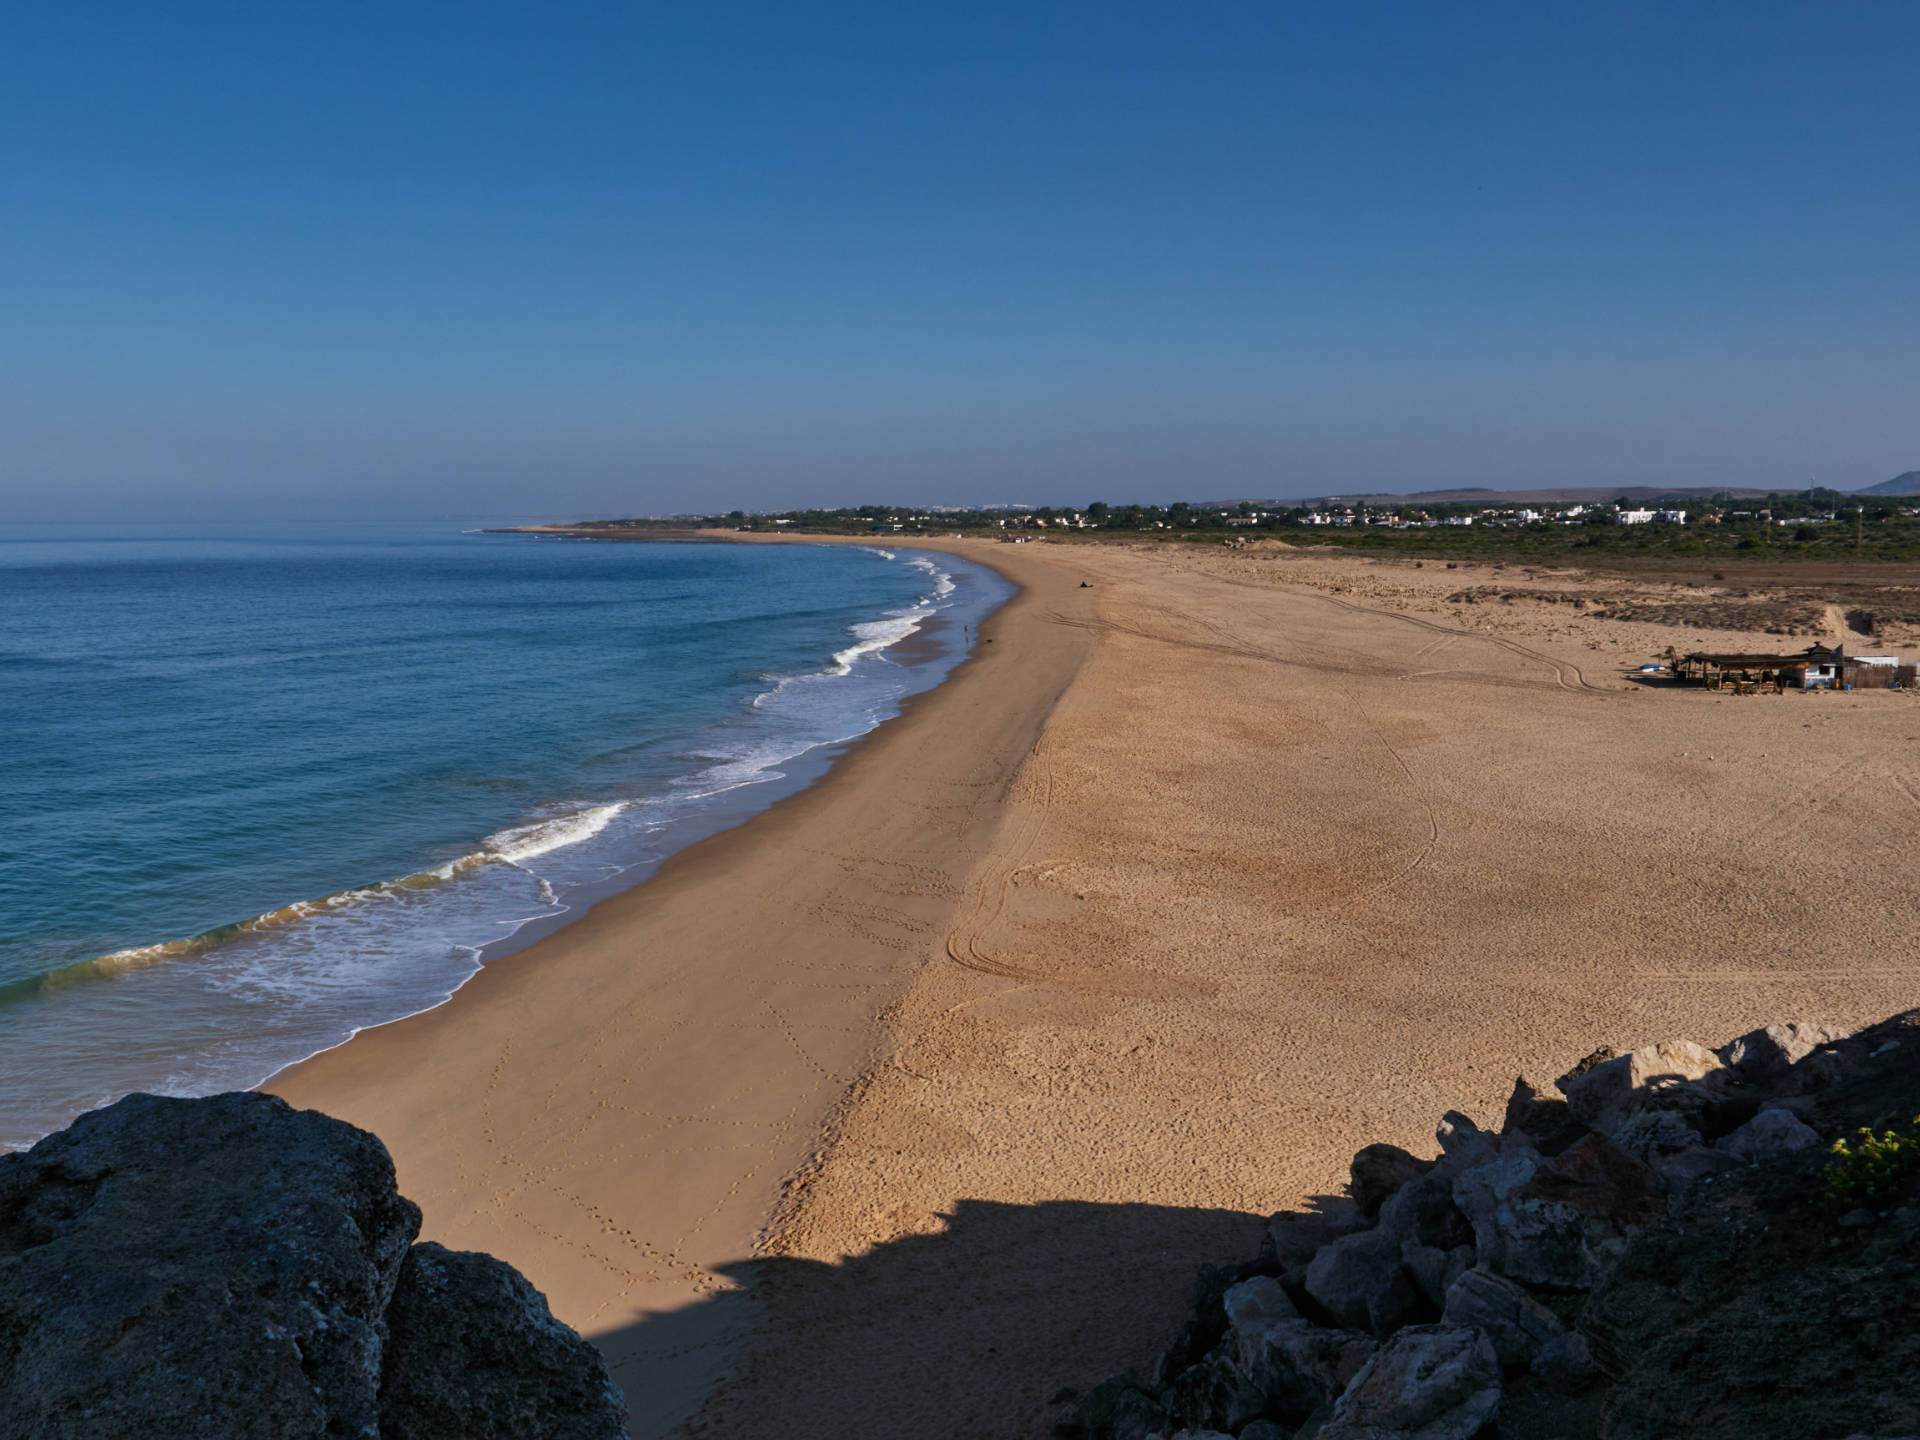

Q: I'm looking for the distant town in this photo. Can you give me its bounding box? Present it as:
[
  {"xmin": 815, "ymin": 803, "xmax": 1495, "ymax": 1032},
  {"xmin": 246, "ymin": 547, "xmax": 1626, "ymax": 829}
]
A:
[{"xmin": 567, "ymin": 481, "xmax": 1920, "ymax": 563}]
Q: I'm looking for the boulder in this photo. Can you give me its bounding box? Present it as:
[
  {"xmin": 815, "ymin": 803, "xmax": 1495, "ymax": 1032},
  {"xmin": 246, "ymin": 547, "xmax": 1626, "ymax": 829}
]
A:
[
  {"xmin": 1611, "ymin": 1110, "xmax": 1738, "ymax": 1197},
  {"xmin": 379, "ymin": 1243, "xmax": 628, "ymax": 1440},
  {"xmin": 1559, "ymin": 1039, "xmax": 1727, "ymax": 1136},
  {"xmin": 1451, "ymin": 1149, "xmax": 1583, "ymax": 1290},
  {"xmin": 1316, "ymin": 1324, "xmax": 1502, "ymax": 1440},
  {"xmin": 1376, "ymin": 1173, "xmax": 1475, "ymax": 1253},
  {"xmin": 1714, "ymin": 1107, "xmax": 1820, "ymax": 1163},
  {"xmin": 1529, "ymin": 1330, "xmax": 1603, "ymax": 1396},
  {"xmin": 1077, "ymin": 1377, "xmax": 1168, "ymax": 1440},
  {"xmin": 1350, "ymin": 1143, "xmax": 1433, "ymax": 1218},
  {"xmin": 1452, "ymin": 1134, "xmax": 1663, "ymax": 1290},
  {"xmin": 1167, "ymin": 1341, "xmax": 1267, "ymax": 1436},
  {"xmin": 1541, "ymin": 1133, "xmax": 1667, "ymax": 1228},
  {"xmin": 1556, "ymin": 1044, "xmax": 1620, "ymax": 1089},
  {"xmin": 1268, "ymin": 1204, "xmax": 1371, "ymax": 1271},
  {"xmin": 1609, "ymin": 1109, "xmax": 1700, "ymax": 1162},
  {"xmin": 1500, "ymin": 1075, "xmax": 1576, "ymax": 1144},
  {"xmin": 1401, "ymin": 1243, "xmax": 1475, "ymax": 1310},
  {"xmin": 1304, "ymin": 1227, "xmax": 1427, "ymax": 1335},
  {"xmin": 1441, "ymin": 1267, "xmax": 1565, "ymax": 1372},
  {"xmin": 1645, "ymin": 1144, "xmax": 1742, "ymax": 1198},
  {"xmin": 1236, "ymin": 1319, "xmax": 1378, "ymax": 1425},
  {"xmin": 1720, "ymin": 1021, "xmax": 1850, "ymax": 1080},
  {"xmin": 1223, "ymin": 1275, "xmax": 1298, "ymax": 1337},
  {"xmin": 0, "ymin": 1091, "xmax": 420, "ymax": 1440}
]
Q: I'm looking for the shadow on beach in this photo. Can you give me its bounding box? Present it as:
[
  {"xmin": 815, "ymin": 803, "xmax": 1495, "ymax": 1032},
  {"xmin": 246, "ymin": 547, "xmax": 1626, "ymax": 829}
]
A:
[{"xmin": 597, "ymin": 1196, "xmax": 1283, "ymax": 1440}]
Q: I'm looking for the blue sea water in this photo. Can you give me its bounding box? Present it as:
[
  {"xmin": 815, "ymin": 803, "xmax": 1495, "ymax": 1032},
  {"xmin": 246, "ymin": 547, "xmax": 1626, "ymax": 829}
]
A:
[{"xmin": 0, "ymin": 524, "xmax": 1011, "ymax": 1149}]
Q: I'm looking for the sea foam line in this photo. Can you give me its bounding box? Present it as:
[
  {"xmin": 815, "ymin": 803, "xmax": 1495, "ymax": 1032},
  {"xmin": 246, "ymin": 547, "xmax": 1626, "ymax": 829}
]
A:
[
  {"xmin": 0, "ymin": 803, "xmax": 634, "ymax": 1010},
  {"xmin": 5, "ymin": 550, "xmax": 963, "ymax": 1011}
]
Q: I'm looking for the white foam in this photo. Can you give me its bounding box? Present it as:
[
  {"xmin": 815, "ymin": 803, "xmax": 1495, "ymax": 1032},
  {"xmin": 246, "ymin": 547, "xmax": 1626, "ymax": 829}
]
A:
[
  {"xmin": 484, "ymin": 802, "xmax": 629, "ymax": 864},
  {"xmin": 827, "ymin": 614, "xmax": 924, "ymax": 675}
]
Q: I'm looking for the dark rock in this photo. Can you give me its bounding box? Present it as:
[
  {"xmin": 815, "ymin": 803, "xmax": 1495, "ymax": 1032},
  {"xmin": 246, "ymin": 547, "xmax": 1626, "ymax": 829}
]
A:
[
  {"xmin": 1646, "ymin": 1143, "xmax": 1743, "ymax": 1198},
  {"xmin": 1077, "ymin": 1376, "xmax": 1167, "ymax": 1440},
  {"xmin": 0, "ymin": 1092, "xmax": 630, "ymax": 1440},
  {"xmin": 1611, "ymin": 1110, "xmax": 1740, "ymax": 1197},
  {"xmin": 1609, "ymin": 1108, "xmax": 1699, "ymax": 1161},
  {"xmin": 1401, "ymin": 1242, "xmax": 1475, "ymax": 1309},
  {"xmin": 1316, "ymin": 1324, "xmax": 1502, "ymax": 1440},
  {"xmin": 1535, "ymin": 1133, "xmax": 1667, "ymax": 1229},
  {"xmin": 1376, "ymin": 1173, "xmax": 1475, "ymax": 1253},
  {"xmin": 1529, "ymin": 1331, "xmax": 1603, "ymax": 1395},
  {"xmin": 1441, "ymin": 1267, "xmax": 1565, "ymax": 1372},
  {"xmin": 1554, "ymin": 1045, "xmax": 1619, "ymax": 1092},
  {"xmin": 1167, "ymin": 1340, "xmax": 1266, "ymax": 1435},
  {"xmin": 1349, "ymin": 1143, "xmax": 1433, "ymax": 1219},
  {"xmin": 1719, "ymin": 1021, "xmax": 1851, "ymax": 1079},
  {"xmin": 0, "ymin": 1091, "xmax": 419, "ymax": 1440},
  {"xmin": 1222, "ymin": 1275, "xmax": 1298, "ymax": 1334},
  {"xmin": 380, "ymin": 1243, "xmax": 627, "ymax": 1440},
  {"xmin": 1559, "ymin": 1039, "xmax": 1727, "ymax": 1137},
  {"xmin": 1584, "ymin": 1152, "xmax": 1920, "ymax": 1439},
  {"xmin": 1157, "ymin": 1262, "xmax": 1255, "ymax": 1383},
  {"xmin": 1453, "ymin": 1133, "xmax": 1664, "ymax": 1290},
  {"xmin": 1304, "ymin": 1227, "xmax": 1427, "ymax": 1336},
  {"xmin": 1452, "ymin": 1149, "xmax": 1581, "ymax": 1290},
  {"xmin": 1434, "ymin": 1110, "xmax": 1485, "ymax": 1156},
  {"xmin": 1713, "ymin": 1106, "xmax": 1820, "ymax": 1163},
  {"xmin": 1235, "ymin": 1319, "xmax": 1378, "ymax": 1424},
  {"xmin": 1501, "ymin": 1074, "xmax": 1577, "ymax": 1145},
  {"xmin": 1267, "ymin": 1203, "xmax": 1369, "ymax": 1271}
]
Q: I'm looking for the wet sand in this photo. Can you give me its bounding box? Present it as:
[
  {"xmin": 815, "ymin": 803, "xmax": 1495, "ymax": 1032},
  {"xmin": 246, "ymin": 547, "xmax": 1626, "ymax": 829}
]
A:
[
  {"xmin": 278, "ymin": 535, "xmax": 1920, "ymax": 1438},
  {"xmin": 271, "ymin": 536, "xmax": 1095, "ymax": 1434}
]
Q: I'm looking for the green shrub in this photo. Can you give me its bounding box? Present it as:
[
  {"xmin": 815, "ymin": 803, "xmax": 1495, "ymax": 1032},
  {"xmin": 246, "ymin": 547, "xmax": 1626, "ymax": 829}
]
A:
[{"xmin": 1822, "ymin": 1117, "xmax": 1920, "ymax": 1208}]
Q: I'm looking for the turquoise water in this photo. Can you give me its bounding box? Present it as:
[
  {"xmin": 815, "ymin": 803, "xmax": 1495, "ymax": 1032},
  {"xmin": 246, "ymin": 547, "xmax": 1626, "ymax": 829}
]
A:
[{"xmin": 0, "ymin": 524, "xmax": 1011, "ymax": 1148}]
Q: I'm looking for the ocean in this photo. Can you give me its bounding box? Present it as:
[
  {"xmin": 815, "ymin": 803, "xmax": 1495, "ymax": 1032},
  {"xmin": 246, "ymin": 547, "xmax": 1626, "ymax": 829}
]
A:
[{"xmin": 0, "ymin": 523, "xmax": 1012, "ymax": 1150}]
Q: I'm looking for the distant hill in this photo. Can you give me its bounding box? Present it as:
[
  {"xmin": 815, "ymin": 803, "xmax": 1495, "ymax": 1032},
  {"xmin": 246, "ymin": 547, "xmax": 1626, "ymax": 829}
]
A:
[
  {"xmin": 1205, "ymin": 484, "xmax": 1780, "ymax": 509},
  {"xmin": 1854, "ymin": 470, "xmax": 1920, "ymax": 497}
]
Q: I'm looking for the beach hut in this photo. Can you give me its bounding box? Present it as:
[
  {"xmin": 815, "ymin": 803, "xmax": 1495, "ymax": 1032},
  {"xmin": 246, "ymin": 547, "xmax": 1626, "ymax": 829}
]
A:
[{"xmin": 1673, "ymin": 644, "xmax": 1850, "ymax": 691}]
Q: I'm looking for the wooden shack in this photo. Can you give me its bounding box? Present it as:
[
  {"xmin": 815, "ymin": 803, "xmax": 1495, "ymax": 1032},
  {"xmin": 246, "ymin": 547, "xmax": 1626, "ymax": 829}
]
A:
[
  {"xmin": 1674, "ymin": 644, "xmax": 1843, "ymax": 690},
  {"xmin": 1674, "ymin": 644, "xmax": 1912, "ymax": 691}
]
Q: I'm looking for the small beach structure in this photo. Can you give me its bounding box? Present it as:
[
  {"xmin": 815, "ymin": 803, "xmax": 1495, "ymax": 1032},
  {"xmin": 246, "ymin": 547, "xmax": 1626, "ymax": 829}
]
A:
[{"xmin": 1672, "ymin": 644, "xmax": 1913, "ymax": 691}]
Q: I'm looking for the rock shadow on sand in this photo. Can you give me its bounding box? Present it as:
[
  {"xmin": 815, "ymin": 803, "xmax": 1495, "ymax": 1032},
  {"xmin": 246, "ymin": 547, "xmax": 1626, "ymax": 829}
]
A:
[{"xmin": 600, "ymin": 1196, "xmax": 1274, "ymax": 1440}]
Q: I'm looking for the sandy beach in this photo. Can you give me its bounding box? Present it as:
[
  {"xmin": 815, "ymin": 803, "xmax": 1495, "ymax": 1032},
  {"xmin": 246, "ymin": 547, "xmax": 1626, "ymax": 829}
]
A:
[{"xmin": 274, "ymin": 536, "xmax": 1920, "ymax": 1438}]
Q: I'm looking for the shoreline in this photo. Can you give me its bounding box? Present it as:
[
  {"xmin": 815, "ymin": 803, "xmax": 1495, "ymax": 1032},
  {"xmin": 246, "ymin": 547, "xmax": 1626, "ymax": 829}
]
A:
[
  {"xmin": 276, "ymin": 534, "xmax": 1920, "ymax": 1439},
  {"xmin": 270, "ymin": 534, "xmax": 1096, "ymax": 1435},
  {"xmin": 0, "ymin": 535, "xmax": 997, "ymax": 1157}
]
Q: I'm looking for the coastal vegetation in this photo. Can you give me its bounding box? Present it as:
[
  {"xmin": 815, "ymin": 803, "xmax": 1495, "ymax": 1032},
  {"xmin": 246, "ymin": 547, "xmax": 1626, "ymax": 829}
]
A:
[{"xmin": 575, "ymin": 488, "xmax": 1920, "ymax": 566}]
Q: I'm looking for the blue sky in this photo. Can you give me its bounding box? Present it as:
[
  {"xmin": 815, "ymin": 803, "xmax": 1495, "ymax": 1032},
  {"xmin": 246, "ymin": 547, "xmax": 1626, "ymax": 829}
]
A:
[{"xmin": 3, "ymin": 2, "xmax": 1916, "ymax": 518}]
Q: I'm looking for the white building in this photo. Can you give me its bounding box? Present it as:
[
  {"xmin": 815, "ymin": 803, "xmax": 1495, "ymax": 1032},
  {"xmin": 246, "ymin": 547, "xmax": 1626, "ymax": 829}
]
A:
[
  {"xmin": 1616, "ymin": 509, "xmax": 1656, "ymax": 525},
  {"xmin": 1658, "ymin": 509, "xmax": 1688, "ymax": 524}
]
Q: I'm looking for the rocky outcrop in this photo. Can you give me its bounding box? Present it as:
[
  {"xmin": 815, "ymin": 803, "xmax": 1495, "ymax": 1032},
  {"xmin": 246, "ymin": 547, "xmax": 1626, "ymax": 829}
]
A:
[
  {"xmin": 0, "ymin": 1092, "xmax": 628, "ymax": 1440},
  {"xmin": 1061, "ymin": 1007, "xmax": 1920, "ymax": 1440}
]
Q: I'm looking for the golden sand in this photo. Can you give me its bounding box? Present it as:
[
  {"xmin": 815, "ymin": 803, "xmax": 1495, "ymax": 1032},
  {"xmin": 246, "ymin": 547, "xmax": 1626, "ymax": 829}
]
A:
[{"xmin": 276, "ymin": 536, "xmax": 1920, "ymax": 1437}]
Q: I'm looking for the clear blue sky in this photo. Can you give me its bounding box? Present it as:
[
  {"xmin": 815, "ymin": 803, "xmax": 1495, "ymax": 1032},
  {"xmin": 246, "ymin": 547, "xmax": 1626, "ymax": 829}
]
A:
[{"xmin": 4, "ymin": 2, "xmax": 1916, "ymax": 519}]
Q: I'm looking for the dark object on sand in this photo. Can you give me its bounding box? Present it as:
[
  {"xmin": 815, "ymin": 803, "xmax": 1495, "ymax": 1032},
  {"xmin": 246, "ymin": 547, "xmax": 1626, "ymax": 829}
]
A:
[{"xmin": 0, "ymin": 1091, "xmax": 629, "ymax": 1440}]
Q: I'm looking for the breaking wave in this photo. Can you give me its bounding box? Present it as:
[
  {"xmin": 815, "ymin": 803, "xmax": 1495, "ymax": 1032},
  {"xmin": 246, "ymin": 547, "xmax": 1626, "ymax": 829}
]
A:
[{"xmin": 0, "ymin": 548, "xmax": 967, "ymax": 1021}]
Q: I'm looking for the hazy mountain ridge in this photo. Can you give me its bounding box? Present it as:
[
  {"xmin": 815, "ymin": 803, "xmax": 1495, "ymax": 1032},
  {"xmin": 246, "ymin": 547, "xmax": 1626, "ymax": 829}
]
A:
[
  {"xmin": 1211, "ymin": 474, "xmax": 1919, "ymax": 508},
  {"xmin": 1854, "ymin": 470, "xmax": 1920, "ymax": 497}
]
